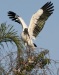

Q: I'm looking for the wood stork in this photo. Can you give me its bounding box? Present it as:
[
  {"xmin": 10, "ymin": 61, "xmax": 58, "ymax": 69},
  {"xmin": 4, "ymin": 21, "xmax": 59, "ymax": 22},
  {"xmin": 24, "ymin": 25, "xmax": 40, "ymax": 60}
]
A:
[{"xmin": 8, "ymin": 1, "xmax": 54, "ymax": 48}]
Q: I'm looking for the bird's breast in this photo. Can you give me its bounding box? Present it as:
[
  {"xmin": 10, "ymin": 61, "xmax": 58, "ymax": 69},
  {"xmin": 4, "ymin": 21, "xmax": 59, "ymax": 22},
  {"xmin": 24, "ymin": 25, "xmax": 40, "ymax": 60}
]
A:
[{"xmin": 21, "ymin": 32, "xmax": 30, "ymax": 42}]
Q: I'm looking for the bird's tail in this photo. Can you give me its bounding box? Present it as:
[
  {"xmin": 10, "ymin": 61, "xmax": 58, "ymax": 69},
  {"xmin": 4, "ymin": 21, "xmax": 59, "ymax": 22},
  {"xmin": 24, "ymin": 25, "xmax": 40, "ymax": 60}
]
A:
[{"xmin": 33, "ymin": 43, "xmax": 37, "ymax": 47}]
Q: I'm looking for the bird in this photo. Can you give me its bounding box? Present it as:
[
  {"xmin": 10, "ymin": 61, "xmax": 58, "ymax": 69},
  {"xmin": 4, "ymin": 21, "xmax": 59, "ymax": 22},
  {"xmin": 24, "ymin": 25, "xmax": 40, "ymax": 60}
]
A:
[{"xmin": 8, "ymin": 1, "xmax": 54, "ymax": 48}]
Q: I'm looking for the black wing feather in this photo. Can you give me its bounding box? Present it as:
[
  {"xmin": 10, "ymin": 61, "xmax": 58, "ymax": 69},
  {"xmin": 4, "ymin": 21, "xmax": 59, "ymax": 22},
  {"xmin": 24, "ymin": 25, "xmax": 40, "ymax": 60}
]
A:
[{"xmin": 8, "ymin": 11, "xmax": 21, "ymax": 24}]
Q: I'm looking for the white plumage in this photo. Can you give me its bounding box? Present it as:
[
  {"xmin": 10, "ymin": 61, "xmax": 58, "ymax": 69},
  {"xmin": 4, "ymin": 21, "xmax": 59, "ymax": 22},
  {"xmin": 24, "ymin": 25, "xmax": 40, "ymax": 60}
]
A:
[
  {"xmin": 28, "ymin": 9, "xmax": 43, "ymax": 40},
  {"xmin": 8, "ymin": 1, "xmax": 54, "ymax": 48}
]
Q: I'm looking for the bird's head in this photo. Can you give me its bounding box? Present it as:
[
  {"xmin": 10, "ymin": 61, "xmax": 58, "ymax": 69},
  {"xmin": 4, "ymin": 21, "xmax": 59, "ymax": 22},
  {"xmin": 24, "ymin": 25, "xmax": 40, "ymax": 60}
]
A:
[{"xmin": 24, "ymin": 28, "xmax": 28, "ymax": 34}]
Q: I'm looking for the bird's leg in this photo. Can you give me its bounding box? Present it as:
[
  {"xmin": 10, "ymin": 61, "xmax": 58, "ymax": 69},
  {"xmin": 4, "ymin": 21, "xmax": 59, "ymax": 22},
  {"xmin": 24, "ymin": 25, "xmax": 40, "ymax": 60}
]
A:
[
  {"xmin": 26, "ymin": 46, "xmax": 31, "ymax": 57},
  {"xmin": 25, "ymin": 43, "xmax": 28, "ymax": 51},
  {"xmin": 28, "ymin": 46, "xmax": 32, "ymax": 57}
]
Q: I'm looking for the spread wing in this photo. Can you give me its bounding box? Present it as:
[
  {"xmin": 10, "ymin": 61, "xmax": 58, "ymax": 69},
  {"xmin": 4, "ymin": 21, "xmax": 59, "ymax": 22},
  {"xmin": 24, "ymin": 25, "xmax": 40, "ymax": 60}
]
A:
[
  {"xmin": 28, "ymin": 1, "xmax": 54, "ymax": 39},
  {"xmin": 8, "ymin": 11, "xmax": 27, "ymax": 30}
]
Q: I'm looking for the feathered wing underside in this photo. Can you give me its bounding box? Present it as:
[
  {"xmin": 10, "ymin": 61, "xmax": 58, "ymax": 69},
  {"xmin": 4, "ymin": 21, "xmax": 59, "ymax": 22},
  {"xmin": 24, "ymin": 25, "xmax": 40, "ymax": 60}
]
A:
[
  {"xmin": 28, "ymin": 1, "xmax": 54, "ymax": 38},
  {"xmin": 8, "ymin": 11, "xmax": 27, "ymax": 29}
]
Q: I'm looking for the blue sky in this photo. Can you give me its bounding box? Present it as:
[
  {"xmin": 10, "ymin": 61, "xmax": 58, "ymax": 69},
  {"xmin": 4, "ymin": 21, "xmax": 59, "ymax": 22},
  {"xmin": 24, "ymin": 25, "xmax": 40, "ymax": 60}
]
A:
[{"xmin": 0, "ymin": 0, "xmax": 59, "ymax": 60}]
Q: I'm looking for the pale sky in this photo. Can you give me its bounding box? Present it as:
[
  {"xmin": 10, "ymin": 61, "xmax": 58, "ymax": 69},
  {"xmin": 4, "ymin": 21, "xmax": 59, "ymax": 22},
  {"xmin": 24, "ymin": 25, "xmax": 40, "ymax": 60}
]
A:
[{"xmin": 0, "ymin": 0, "xmax": 59, "ymax": 60}]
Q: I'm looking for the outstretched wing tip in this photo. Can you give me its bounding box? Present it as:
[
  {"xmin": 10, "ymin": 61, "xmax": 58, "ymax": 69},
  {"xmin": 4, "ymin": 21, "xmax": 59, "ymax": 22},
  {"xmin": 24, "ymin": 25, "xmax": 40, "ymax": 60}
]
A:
[
  {"xmin": 8, "ymin": 11, "xmax": 11, "ymax": 13},
  {"xmin": 8, "ymin": 11, "xmax": 16, "ymax": 16},
  {"xmin": 8, "ymin": 11, "xmax": 21, "ymax": 23}
]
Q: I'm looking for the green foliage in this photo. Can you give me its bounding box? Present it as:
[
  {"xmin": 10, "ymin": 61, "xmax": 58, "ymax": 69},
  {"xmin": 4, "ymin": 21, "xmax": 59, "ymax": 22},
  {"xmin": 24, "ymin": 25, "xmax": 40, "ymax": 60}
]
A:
[
  {"xmin": 0, "ymin": 23, "xmax": 23, "ymax": 53},
  {"xmin": 0, "ymin": 23, "xmax": 57, "ymax": 75},
  {"xmin": 14, "ymin": 49, "xmax": 50, "ymax": 74}
]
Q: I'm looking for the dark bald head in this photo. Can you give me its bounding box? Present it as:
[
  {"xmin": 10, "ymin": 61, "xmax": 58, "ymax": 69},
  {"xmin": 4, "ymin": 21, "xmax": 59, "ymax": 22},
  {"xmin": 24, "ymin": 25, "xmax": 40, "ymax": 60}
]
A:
[{"xmin": 24, "ymin": 28, "xmax": 28, "ymax": 34}]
